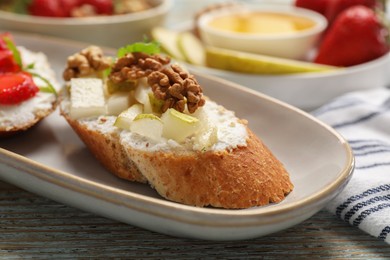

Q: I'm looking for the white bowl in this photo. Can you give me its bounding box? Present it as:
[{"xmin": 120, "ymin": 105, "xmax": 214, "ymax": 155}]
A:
[
  {"xmin": 197, "ymin": 4, "xmax": 327, "ymax": 60},
  {"xmin": 185, "ymin": 52, "xmax": 390, "ymax": 111},
  {"xmin": 0, "ymin": 0, "xmax": 172, "ymax": 48}
]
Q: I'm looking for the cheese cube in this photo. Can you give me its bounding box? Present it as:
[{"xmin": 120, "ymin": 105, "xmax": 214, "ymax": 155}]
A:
[{"xmin": 70, "ymin": 78, "xmax": 106, "ymax": 119}]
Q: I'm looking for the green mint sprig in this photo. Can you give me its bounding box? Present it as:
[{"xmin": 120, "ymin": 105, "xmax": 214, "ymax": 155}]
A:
[{"xmin": 117, "ymin": 41, "xmax": 161, "ymax": 58}]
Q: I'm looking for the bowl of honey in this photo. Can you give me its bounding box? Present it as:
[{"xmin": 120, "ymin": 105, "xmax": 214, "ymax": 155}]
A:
[{"xmin": 197, "ymin": 5, "xmax": 327, "ymax": 60}]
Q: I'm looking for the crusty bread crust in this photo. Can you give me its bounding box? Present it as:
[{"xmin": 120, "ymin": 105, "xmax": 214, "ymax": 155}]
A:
[
  {"xmin": 63, "ymin": 113, "xmax": 147, "ymax": 183},
  {"xmin": 63, "ymin": 109, "xmax": 293, "ymax": 209},
  {"xmin": 124, "ymin": 128, "xmax": 293, "ymax": 208},
  {"xmin": 0, "ymin": 101, "xmax": 57, "ymax": 137}
]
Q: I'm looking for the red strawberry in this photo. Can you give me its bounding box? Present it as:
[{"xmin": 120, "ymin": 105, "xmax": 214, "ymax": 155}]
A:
[
  {"xmin": 0, "ymin": 32, "xmax": 14, "ymax": 51},
  {"xmin": 0, "ymin": 72, "xmax": 39, "ymax": 105},
  {"xmin": 314, "ymin": 5, "xmax": 389, "ymax": 67},
  {"xmin": 295, "ymin": 0, "xmax": 330, "ymax": 16},
  {"xmin": 0, "ymin": 50, "xmax": 20, "ymax": 73},
  {"xmin": 326, "ymin": 0, "xmax": 384, "ymax": 24},
  {"xmin": 28, "ymin": 0, "xmax": 81, "ymax": 17},
  {"xmin": 0, "ymin": 33, "xmax": 20, "ymax": 73},
  {"xmin": 81, "ymin": 0, "xmax": 113, "ymax": 15}
]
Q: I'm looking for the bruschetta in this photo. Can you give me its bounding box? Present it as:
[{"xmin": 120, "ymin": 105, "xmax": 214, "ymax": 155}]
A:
[
  {"xmin": 60, "ymin": 43, "xmax": 293, "ymax": 208},
  {"xmin": 0, "ymin": 33, "xmax": 59, "ymax": 136}
]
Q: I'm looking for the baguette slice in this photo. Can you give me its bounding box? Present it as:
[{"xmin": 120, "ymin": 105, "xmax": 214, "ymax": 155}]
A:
[
  {"xmin": 61, "ymin": 94, "xmax": 293, "ymax": 209},
  {"xmin": 60, "ymin": 45, "xmax": 293, "ymax": 208},
  {"xmin": 0, "ymin": 47, "xmax": 59, "ymax": 137},
  {"xmin": 62, "ymin": 112, "xmax": 147, "ymax": 183}
]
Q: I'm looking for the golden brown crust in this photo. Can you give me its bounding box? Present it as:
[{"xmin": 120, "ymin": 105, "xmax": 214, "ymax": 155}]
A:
[
  {"xmin": 62, "ymin": 113, "xmax": 147, "ymax": 183},
  {"xmin": 0, "ymin": 101, "xmax": 57, "ymax": 137},
  {"xmin": 62, "ymin": 101, "xmax": 293, "ymax": 208},
  {"xmin": 125, "ymin": 128, "xmax": 293, "ymax": 208}
]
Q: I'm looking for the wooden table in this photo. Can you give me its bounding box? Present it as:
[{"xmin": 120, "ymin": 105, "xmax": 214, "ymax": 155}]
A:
[
  {"xmin": 1, "ymin": 0, "xmax": 389, "ymax": 258},
  {"xmin": 1, "ymin": 180, "xmax": 389, "ymax": 259}
]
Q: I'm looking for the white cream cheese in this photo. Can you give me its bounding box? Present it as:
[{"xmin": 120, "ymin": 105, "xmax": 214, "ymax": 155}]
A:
[
  {"xmin": 119, "ymin": 100, "xmax": 248, "ymax": 152},
  {"xmin": 76, "ymin": 98, "xmax": 248, "ymax": 152}
]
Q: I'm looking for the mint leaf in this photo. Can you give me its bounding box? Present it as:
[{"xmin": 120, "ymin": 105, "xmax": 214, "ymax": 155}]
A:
[
  {"xmin": 117, "ymin": 41, "xmax": 160, "ymax": 58},
  {"xmin": 29, "ymin": 72, "xmax": 57, "ymax": 97},
  {"xmin": 26, "ymin": 62, "xmax": 35, "ymax": 70},
  {"xmin": 3, "ymin": 36, "xmax": 22, "ymax": 68}
]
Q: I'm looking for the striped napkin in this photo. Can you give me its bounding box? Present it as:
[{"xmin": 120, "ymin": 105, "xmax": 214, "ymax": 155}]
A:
[{"xmin": 312, "ymin": 87, "xmax": 390, "ymax": 244}]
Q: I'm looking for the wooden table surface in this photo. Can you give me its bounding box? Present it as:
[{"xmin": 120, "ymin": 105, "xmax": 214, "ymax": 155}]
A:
[
  {"xmin": 1, "ymin": 180, "xmax": 389, "ymax": 259},
  {"xmin": 1, "ymin": 0, "xmax": 389, "ymax": 258}
]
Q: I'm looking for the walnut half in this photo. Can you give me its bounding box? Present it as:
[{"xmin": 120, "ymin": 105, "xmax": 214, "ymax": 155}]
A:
[
  {"xmin": 109, "ymin": 52, "xmax": 171, "ymax": 84},
  {"xmin": 147, "ymin": 64, "xmax": 205, "ymax": 114},
  {"xmin": 63, "ymin": 46, "xmax": 111, "ymax": 81}
]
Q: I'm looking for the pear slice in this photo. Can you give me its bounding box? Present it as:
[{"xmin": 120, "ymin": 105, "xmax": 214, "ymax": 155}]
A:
[
  {"xmin": 161, "ymin": 108, "xmax": 200, "ymax": 143},
  {"xmin": 106, "ymin": 79, "xmax": 138, "ymax": 94},
  {"xmin": 130, "ymin": 114, "xmax": 163, "ymax": 141},
  {"xmin": 114, "ymin": 103, "xmax": 143, "ymax": 130},
  {"xmin": 106, "ymin": 92, "xmax": 131, "ymax": 116},
  {"xmin": 194, "ymin": 124, "xmax": 218, "ymax": 151},
  {"xmin": 177, "ymin": 32, "xmax": 205, "ymax": 66},
  {"xmin": 205, "ymin": 46, "xmax": 339, "ymax": 74},
  {"xmin": 134, "ymin": 81, "xmax": 153, "ymax": 113},
  {"xmin": 191, "ymin": 108, "xmax": 218, "ymax": 150},
  {"xmin": 148, "ymin": 92, "xmax": 164, "ymax": 114},
  {"xmin": 151, "ymin": 27, "xmax": 185, "ymax": 61}
]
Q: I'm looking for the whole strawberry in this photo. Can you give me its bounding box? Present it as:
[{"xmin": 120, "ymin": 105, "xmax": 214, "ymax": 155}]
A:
[
  {"xmin": 295, "ymin": 0, "xmax": 330, "ymax": 16},
  {"xmin": 28, "ymin": 0, "xmax": 81, "ymax": 17},
  {"xmin": 326, "ymin": 0, "xmax": 384, "ymax": 24},
  {"xmin": 314, "ymin": 5, "xmax": 389, "ymax": 67}
]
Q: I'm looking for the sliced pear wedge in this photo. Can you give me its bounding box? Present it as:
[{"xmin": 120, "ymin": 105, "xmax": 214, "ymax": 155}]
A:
[
  {"xmin": 106, "ymin": 79, "xmax": 137, "ymax": 95},
  {"xmin": 130, "ymin": 114, "xmax": 163, "ymax": 141},
  {"xmin": 151, "ymin": 27, "xmax": 185, "ymax": 61},
  {"xmin": 114, "ymin": 103, "xmax": 143, "ymax": 130},
  {"xmin": 106, "ymin": 91, "xmax": 131, "ymax": 116},
  {"xmin": 178, "ymin": 32, "xmax": 206, "ymax": 66},
  {"xmin": 192, "ymin": 108, "xmax": 218, "ymax": 150},
  {"xmin": 161, "ymin": 108, "xmax": 200, "ymax": 143},
  {"xmin": 194, "ymin": 124, "xmax": 218, "ymax": 151},
  {"xmin": 148, "ymin": 92, "xmax": 164, "ymax": 114},
  {"xmin": 206, "ymin": 46, "xmax": 340, "ymax": 74},
  {"xmin": 134, "ymin": 81, "xmax": 153, "ymax": 113}
]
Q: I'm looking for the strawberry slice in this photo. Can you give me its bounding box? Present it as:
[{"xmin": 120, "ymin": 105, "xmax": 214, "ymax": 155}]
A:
[
  {"xmin": 0, "ymin": 33, "xmax": 21, "ymax": 73},
  {"xmin": 0, "ymin": 72, "xmax": 39, "ymax": 105},
  {"xmin": 0, "ymin": 50, "xmax": 20, "ymax": 73}
]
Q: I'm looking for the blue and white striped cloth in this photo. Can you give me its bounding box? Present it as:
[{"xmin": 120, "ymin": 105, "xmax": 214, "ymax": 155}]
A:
[{"xmin": 312, "ymin": 88, "xmax": 390, "ymax": 244}]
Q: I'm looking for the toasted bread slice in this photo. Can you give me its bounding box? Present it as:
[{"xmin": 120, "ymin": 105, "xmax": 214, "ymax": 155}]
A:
[
  {"xmin": 0, "ymin": 47, "xmax": 59, "ymax": 136},
  {"xmin": 60, "ymin": 45, "xmax": 293, "ymax": 208},
  {"xmin": 61, "ymin": 96, "xmax": 293, "ymax": 208},
  {"xmin": 62, "ymin": 112, "xmax": 147, "ymax": 183}
]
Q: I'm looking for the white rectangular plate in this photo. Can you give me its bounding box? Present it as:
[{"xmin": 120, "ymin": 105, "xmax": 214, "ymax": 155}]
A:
[{"xmin": 0, "ymin": 32, "xmax": 354, "ymax": 240}]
